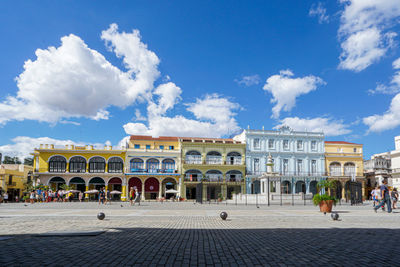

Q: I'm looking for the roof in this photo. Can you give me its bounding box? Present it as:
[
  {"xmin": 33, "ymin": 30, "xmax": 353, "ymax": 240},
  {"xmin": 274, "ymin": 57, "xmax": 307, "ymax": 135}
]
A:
[
  {"xmin": 129, "ymin": 135, "xmax": 179, "ymax": 141},
  {"xmin": 179, "ymin": 137, "xmax": 235, "ymax": 142},
  {"xmin": 325, "ymin": 141, "xmax": 362, "ymax": 145}
]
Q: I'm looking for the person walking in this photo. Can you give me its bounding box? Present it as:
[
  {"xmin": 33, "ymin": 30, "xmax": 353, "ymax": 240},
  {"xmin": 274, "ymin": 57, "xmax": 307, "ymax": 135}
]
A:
[
  {"xmin": 134, "ymin": 188, "xmax": 140, "ymax": 206},
  {"xmin": 3, "ymin": 192, "xmax": 8, "ymax": 203},
  {"xmin": 391, "ymin": 188, "xmax": 398, "ymax": 209},
  {"xmin": 78, "ymin": 192, "xmax": 83, "ymax": 202},
  {"xmin": 30, "ymin": 191, "xmax": 35, "ymax": 204},
  {"xmin": 99, "ymin": 187, "xmax": 105, "ymax": 205},
  {"xmin": 371, "ymin": 186, "xmax": 379, "ymax": 207},
  {"xmin": 129, "ymin": 187, "xmax": 134, "ymax": 206},
  {"xmin": 374, "ymin": 179, "xmax": 392, "ymax": 213}
]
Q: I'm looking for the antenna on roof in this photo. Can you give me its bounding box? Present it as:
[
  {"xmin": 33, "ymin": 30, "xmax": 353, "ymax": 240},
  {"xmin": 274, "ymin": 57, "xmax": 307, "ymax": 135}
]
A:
[{"xmin": 247, "ymin": 125, "xmax": 250, "ymax": 130}]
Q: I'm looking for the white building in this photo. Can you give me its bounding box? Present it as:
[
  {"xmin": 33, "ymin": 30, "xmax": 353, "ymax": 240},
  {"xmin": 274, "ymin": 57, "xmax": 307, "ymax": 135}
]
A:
[{"xmin": 391, "ymin": 136, "xmax": 400, "ymax": 189}]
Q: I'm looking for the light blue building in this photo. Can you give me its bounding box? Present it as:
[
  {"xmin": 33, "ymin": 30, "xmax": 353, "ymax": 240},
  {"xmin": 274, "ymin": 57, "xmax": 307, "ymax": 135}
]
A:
[{"xmin": 234, "ymin": 126, "xmax": 326, "ymax": 195}]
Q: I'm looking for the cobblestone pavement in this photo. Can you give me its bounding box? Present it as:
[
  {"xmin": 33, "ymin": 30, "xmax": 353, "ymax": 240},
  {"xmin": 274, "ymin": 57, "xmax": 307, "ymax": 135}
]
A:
[{"xmin": 0, "ymin": 202, "xmax": 399, "ymax": 266}]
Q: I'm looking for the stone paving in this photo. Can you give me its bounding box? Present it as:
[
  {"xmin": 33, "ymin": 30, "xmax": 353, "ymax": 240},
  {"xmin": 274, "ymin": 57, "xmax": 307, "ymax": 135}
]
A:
[{"xmin": 0, "ymin": 202, "xmax": 399, "ymax": 266}]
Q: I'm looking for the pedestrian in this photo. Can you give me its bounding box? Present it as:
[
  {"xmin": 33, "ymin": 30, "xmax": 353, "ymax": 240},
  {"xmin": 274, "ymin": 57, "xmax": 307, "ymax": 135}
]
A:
[
  {"xmin": 391, "ymin": 188, "xmax": 398, "ymax": 209},
  {"xmin": 106, "ymin": 190, "xmax": 111, "ymax": 205},
  {"xmin": 374, "ymin": 179, "xmax": 392, "ymax": 213},
  {"xmin": 3, "ymin": 192, "xmax": 8, "ymax": 203},
  {"xmin": 371, "ymin": 186, "xmax": 379, "ymax": 207},
  {"xmin": 99, "ymin": 187, "xmax": 105, "ymax": 205},
  {"xmin": 79, "ymin": 192, "xmax": 83, "ymax": 202},
  {"xmin": 15, "ymin": 195, "xmax": 19, "ymax": 203},
  {"xmin": 30, "ymin": 191, "xmax": 35, "ymax": 204},
  {"xmin": 134, "ymin": 188, "xmax": 140, "ymax": 206},
  {"xmin": 129, "ymin": 187, "xmax": 134, "ymax": 206}
]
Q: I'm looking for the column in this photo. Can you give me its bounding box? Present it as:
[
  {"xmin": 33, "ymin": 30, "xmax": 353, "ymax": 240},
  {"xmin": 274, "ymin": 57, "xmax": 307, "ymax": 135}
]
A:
[
  {"xmin": 121, "ymin": 181, "xmax": 127, "ymax": 202},
  {"xmin": 141, "ymin": 180, "xmax": 145, "ymax": 200},
  {"xmin": 222, "ymin": 184, "xmax": 227, "ymax": 200},
  {"xmin": 341, "ymin": 183, "xmax": 345, "ymax": 200},
  {"xmin": 158, "ymin": 179, "xmax": 162, "ymax": 199},
  {"xmin": 85, "ymin": 185, "xmax": 89, "ymax": 199},
  {"xmin": 202, "ymin": 184, "xmax": 207, "ymax": 202}
]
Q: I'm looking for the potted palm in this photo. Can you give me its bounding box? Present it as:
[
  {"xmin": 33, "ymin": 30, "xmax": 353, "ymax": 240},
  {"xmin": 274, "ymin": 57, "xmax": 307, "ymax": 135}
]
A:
[
  {"xmin": 312, "ymin": 180, "xmax": 338, "ymax": 213},
  {"xmin": 217, "ymin": 193, "xmax": 223, "ymax": 202}
]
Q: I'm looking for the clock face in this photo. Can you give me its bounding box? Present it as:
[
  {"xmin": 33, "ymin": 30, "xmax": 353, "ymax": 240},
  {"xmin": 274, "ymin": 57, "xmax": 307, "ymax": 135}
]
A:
[{"xmin": 150, "ymin": 186, "xmax": 154, "ymax": 190}]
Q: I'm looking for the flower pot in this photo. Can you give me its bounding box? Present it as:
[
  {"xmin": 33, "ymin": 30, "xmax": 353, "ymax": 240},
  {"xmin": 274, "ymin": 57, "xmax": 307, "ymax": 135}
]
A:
[{"xmin": 319, "ymin": 200, "xmax": 333, "ymax": 213}]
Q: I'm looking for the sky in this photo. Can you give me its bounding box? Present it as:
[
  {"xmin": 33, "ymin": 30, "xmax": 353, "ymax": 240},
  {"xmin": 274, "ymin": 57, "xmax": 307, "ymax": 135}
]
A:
[{"xmin": 1, "ymin": 0, "xmax": 400, "ymax": 160}]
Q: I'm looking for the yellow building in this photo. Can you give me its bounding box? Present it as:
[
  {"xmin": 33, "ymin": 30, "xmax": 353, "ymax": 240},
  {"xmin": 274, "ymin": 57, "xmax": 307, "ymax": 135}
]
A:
[
  {"xmin": 0, "ymin": 164, "xmax": 33, "ymax": 201},
  {"xmin": 32, "ymin": 144, "xmax": 126, "ymax": 200},
  {"xmin": 180, "ymin": 137, "xmax": 246, "ymax": 201},
  {"xmin": 125, "ymin": 135, "xmax": 180, "ymax": 200},
  {"xmin": 325, "ymin": 141, "xmax": 365, "ymax": 200}
]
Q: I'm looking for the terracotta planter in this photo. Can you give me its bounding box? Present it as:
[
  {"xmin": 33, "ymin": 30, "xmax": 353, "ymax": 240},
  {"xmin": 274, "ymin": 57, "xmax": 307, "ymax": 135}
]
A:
[{"xmin": 319, "ymin": 200, "xmax": 333, "ymax": 213}]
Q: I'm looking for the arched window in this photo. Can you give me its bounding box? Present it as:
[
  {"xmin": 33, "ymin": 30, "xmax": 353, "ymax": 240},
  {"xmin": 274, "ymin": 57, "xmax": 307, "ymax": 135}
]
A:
[
  {"xmin": 329, "ymin": 162, "xmax": 341, "ymax": 176},
  {"xmin": 162, "ymin": 159, "xmax": 175, "ymax": 172},
  {"xmin": 108, "ymin": 157, "xmax": 123, "ymax": 173},
  {"xmin": 227, "ymin": 152, "xmax": 242, "ymax": 165},
  {"xmin": 344, "ymin": 162, "xmax": 356, "ymax": 177},
  {"xmin": 184, "ymin": 169, "xmax": 202, "ymax": 181},
  {"xmin": 206, "ymin": 151, "xmax": 222, "ymax": 165},
  {"xmin": 147, "ymin": 158, "xmax": 159, "ymax": 173},
  {"xmin": 88, "ymin": 157, "xmax": 105, "ymax": 173},
  {"xmin": 205, "ymin": 170, "xmax": 223, "ymax": 182},
  {"xmin": 130, "ymin": 158, "xmax": 144, "ymax": 172},
  {"xmin": 48, "ymin": 156, "xmax": 66, "ymax": 173},
  {"xmin": 226, "ymin": 170, "xmax": 242, "ymax": 182},
  {"xmin": 69, "ymin": 156, "xmax": 86, "ymax": 173},
  {"xmin": 185, "ymin": 151, "xmax": 202, "ymax": 164}
]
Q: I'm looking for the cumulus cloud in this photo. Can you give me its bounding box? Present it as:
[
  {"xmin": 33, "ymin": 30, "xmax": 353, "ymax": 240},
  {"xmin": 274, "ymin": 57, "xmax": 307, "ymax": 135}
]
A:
[
  {"xmin": 0, "ymin": 136, "xmax": 113, "ymax": 160},
  {"xmin": 263, "ymin": 70, "xmax": 325, "ymax": 118},
  {"xmin": 123, "ymin": 94, "xmax": 241, "ymax": 138},
  {"xmin": 234, "ymin": 75, "xmax": 261, "ymax": 86},
  {"xmin": 363, "ymin": 93, "xmax": 400, "ymax": 133},
  {"xmin": 275, "ymin": 117, "xmax": 351, "ymax": 136},
  {"xmin": 369, "ymin": 57, "xmax": 400, "ymax": 95},
  {"xmin": 0, "ymin": 24, "xmax": 160, "ymax": 125},
  {"xmin": 338, "ymin": 0, "xmax": 400, "ymax": 72},
  {"xmin": 147, "ymin": 82, "xmax": 182, "ymax": 117},
  {"xmin": 309, "ymin": 2, "xmax": 329, "ymax": 24}
]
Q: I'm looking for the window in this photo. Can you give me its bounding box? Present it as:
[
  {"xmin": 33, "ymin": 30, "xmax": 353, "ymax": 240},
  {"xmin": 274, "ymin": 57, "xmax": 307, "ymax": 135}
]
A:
[
  {"xmin": 147, "ymin": 158, "xmax": 159, "ymax": 173},
  {"xmin": 134, "ymin": 144, "xmax": 140, "ymax": 149},
  {"xmin": 283, "ymin": 140, "xmax": 289, "ymax": 150},
  {"xmin": 159, "ymin": 145, "xmax": 164, "ymax": 150},
  {"xmin": 146, "ymin": 145, "xmax": 151, "ymax": 149},
  {"xmin": 254, "ymin": 158, "xmax": 260, "ymax": 173},
  {"xmin": 268, "ymin": 139, "xmax": 274, "ymax": 149},
  {"xmin": 353, "ymin": 148, "xmax": 357, "ymax": 153},
  {"xmin": 297, "ymin": 140, "xmax": 303, "ymax": 150},
  {"xmin": 162, "ymin": 159, "xmax": 175, "ymax": 172},
  {"xmin": 169, "ymin": 146, "xmax": 174, "ymax": 150},
  {"xmin": 108, "ymin": 157, "xmax": 123, "ymax": 173},
  {"xmin": 130, "ymin": 158, "xmax": 144, "ymax": 171},
  {"xmin": 283, "ymin": 159, "xmax": 289, "ymax": 174},
  {"xmin": 311, "ymin": 160, "xmax": 316, "ymax": 174},
  {"xmin": 89, "ymin": 157, "xmax": 106, "ymax": 173},
  {"xmin": 48, "ymin": 156, "xmax": 66, "ymax": 172},
  {"xmin": 69, "ymin": 156, "xmax": 86, "ymax": 173},
  {"xmin": 337, "ymin": 148, "xmax": 343, "ymax": 152},
  {"xmin": 297, "ymin": 159, "xmax": 303, "ymax": 174},
  {"xmin": 8, "ymin": 175, "xmax": 13, "ymax": 185},
  {"xmin": 311, "ymin": 141, "xmax": 317, "ymax": 151},
  {"xmin": 253, "ymin": 138, "xmax": 260, "ymax": 149}
]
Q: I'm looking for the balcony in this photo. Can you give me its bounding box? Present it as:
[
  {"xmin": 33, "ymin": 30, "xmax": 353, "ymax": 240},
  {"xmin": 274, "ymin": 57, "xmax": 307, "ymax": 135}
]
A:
[
  {"xmin": 204, "ymin": 174, "xmax": 223, "ymax": 182},
  {"xmin": 130, "ymin": 168, "xmax": 177, "ymax": 174},
  {"xmin": 206, "ymin": 156, "xmax": 223, "ymax": 165},
  {"xmin": 184, "ymin": 175, "xmax": 203, "ymax": 182},
  {"xmin": 246, "ymin": 171, "xmax": 327, "ymax": 177},
  {"xmin": 7, "ymin": 182, "xmax": 16, "ymax": 186},
  {"xmin": 226, "ymin": 175, "xmax": 242, "ymax": 182}
]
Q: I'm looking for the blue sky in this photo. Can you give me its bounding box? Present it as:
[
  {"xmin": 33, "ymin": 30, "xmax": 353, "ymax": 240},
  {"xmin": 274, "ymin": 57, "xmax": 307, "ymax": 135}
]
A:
[{"xmin": 1, "ymin": 0, "xmax": 400, "ymax": 159}]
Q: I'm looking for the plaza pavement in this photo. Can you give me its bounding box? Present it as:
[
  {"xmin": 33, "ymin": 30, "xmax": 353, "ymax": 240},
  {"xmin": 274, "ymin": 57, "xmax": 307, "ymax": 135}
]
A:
[{"xmin": 0, "ymin": 201, "xmax": 399, "ymax": 266}]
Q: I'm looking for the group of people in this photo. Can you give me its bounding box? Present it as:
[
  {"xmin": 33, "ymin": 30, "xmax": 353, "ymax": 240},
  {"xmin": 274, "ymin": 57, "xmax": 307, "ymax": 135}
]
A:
[
  {"xmin": 98, "ymin": 187, "xmax": 113, "ymax": 205},
  {"xmin": 27, "ymin": 189, "xmax": 85, "ymax": 204},
  {"xmin": 372, "ymin": 179, "xmax": 398, "ymax": 213}
]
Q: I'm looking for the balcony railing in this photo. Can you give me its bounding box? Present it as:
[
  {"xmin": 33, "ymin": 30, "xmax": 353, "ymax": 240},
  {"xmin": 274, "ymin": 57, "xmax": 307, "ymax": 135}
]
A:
[
  {"xmin": 7, "ymin": 182, "xmax": 16, "ymax": 186},
  {"xmin": 206, "ymin": 156, "xmax": 223, "ymax": 165},
  {"xmin": 226, "ymin": 175, "xmax": 242, "ymax": 182},
  {"xmin": 184, "ymin": 160, "xmax": 243, "ymax": 165},
  {"xmin": 246, "ymin": 171, "xmax": 327, "ymax": 177},
  {"xmin": 184, "ymin": 175, "xmax": 203, "ymax": 182},
  {"xmin": 130, "ymin": 168, "xmax": 177, "ymax": 174}
]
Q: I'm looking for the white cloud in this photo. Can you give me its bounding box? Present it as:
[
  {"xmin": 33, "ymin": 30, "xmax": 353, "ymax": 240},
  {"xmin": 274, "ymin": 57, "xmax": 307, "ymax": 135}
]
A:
[
  {"xmin": 263, "ymin": 70, "xmax": 325, "ymax": 118},
  {"xmin": 275, "ymin": 117, "xmax": 352, "ymax": 136},
  {"xmin": 147, "ymin": 82, "xmax": 182, "ymax": 117},
  {"xmin": 123, "ymin": 94, "xmax": 241, "ymax": 138},
  {"xmin": 134, "ymin": 109, "xmax": 146, "ymax": 121},
  {"xmin": 338, "ymin": 0, "xmax": 400, "ymax": 72},
  {"xmin": 369, "ymin": 57, "xmax": 400, "ymax": 94},
  {"xmin": 309, "ymin": 2, "xmax": 329, "ymax": 24},
  {"xmin": 0, "ymin": 136, "xmax": 113, "ymax": 160},
  {"xmin": 0, "ymin": 24, "xmax": 160, "ymax": 125},
  {"xmin": 363, "ymin": 93, "xmax": 400, "ymax": 132},
  {"xmin": 234, "ymin": 75, "xmax": 261, "ymax": 86}
]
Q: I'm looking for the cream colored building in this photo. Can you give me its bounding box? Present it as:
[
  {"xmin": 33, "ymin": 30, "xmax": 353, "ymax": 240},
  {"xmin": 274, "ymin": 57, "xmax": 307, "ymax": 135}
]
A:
[{"xmin": 0, "ymin": 164, "xmax": 33, "ymax": 201}]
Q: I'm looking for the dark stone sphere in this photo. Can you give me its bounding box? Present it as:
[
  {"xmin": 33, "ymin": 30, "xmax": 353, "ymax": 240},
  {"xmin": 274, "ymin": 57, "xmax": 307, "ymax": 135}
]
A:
[
  {"xmin": 331, "ymin": 212, "xmax": 339, "ymax": 221},
  {"xmin": 97, "ymin": 212, "xmax": 105, "ymax": 220},
  {"xmin": 220, "ymin": 211, "xmax": 228, "ymax": 220}
]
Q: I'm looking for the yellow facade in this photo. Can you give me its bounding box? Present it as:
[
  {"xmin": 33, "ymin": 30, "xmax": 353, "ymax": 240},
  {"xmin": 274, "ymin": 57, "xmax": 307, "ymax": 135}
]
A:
[
  {"xmin": 0, "ymin": 164, "xmax": 33, "ymax": 201},
  {"xmin": 325, "ymin": 141, "xmax": 365, "ymax": 199},
  {"xmin": 32, "ymin": 144, "xmax": 126, "ymax": 200},
  {"xmin": 180, "ymin": 137, "xmax": 246, "ymax": 201}
]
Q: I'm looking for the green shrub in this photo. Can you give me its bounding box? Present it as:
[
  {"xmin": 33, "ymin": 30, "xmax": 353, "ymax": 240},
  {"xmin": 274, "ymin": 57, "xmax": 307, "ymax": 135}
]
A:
[{"xmin": 312, "ymin": 193, "xmax": 338, "ymax": 206}]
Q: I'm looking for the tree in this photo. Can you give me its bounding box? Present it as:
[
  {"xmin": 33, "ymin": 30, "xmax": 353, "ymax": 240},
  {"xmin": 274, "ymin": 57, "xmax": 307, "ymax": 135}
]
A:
[
  {"xmin": 2, "ymin": 155, "xmax": 22, "ymax": 164},
  {"xmin": 24, "ymin": 157, "xmax": 34, "ymax": 166}
]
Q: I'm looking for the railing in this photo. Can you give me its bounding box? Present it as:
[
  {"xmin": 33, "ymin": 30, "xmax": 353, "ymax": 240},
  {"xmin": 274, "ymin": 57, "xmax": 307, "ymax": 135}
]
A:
[
  {"xmin": 204, "ymin": 175, "xmax": 223, "ymax": 182},
  {"xmin": 206, "ymin": 156, "xmax": 223, "ymax": 165},
  {"xmin": 184, "ymin": 160, "xmax": 243, "ymax": 165},
  {"xmin": 130, "ymin": 168, "xmax": 177, "ymax": 174},
  {"xmin": 226, "ymin": 175, "xmax": 242, "ymax": 182},
  {"xmin": 184, "ymin": 175, "xmax": 203, "ymax": 181},
  {"xmin": 184, "ymin": 159, "xmax": 202, "ymax": 164},
  {"xmin": 246, "ymin": 171, "xmax": 327, "ymax": 176},
  {"xmin": 7, "ymin": 182, "xmax": 16, "ymax": 186}
]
